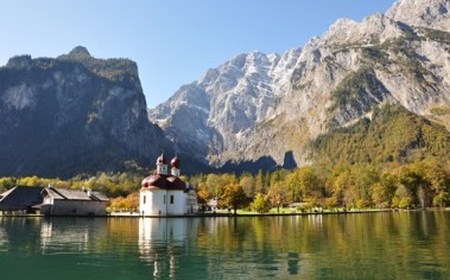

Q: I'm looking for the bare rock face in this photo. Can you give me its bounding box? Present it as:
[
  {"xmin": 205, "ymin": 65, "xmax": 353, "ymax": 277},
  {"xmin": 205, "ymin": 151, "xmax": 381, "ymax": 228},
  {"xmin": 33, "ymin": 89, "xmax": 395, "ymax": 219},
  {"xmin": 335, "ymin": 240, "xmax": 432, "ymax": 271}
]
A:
[
  {"xmin": 0, "ymin": 47, "xmax": 172, "ymax": 178},
  {"xmin": 149, "ymin": 0, "xmax": 450, "ymax": 172},
  {"xmin": 386, "ymin": 0, "xmax": 450, "ymax": 31}
]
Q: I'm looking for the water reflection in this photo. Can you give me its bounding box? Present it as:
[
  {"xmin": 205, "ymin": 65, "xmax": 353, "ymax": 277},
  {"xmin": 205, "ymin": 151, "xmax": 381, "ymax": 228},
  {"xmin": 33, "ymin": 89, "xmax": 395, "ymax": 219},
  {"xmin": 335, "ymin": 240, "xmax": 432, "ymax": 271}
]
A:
[
  {"xmin": 0, "ymin": 212, "xmax": 448, "ymax": 279},
  {"xmin": 138, "ymin": 218, "xmax": 199, "ymax": 279},
  {"xmin": 39, "ymin": 218, "xmax": 108, "ymax": 255},
  {"xmin": 0, "ymin": 226, "xmax": 8, "ymax": 251}
]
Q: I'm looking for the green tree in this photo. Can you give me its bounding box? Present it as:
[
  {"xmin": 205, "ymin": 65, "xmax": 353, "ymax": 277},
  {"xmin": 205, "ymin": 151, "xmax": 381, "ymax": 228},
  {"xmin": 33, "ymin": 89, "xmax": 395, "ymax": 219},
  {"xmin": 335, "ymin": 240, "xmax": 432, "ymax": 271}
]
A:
[
  {"xmin": 331, "ymin": 169, "xmax": 352, "ymax": 207},
  {"xmin": 17, "ymin": 176, "xmax": 43, "ymax": 187},
  {"xmin": 254, "ymin": 169, "xmax": 268, "ymax": 194},
  {"xmin": 219, "ymin": 183, "xmax": 249, "ymax": 214},
  {"xmin": 392, "ymin": 184, "xmax": 413, "ymax": 209},
  {"xmin": 206, "ymin": 174, "xmax": 222, "ymax": 198},
  {"xmin": 297, "ymin": 166, "xmax": 324, "ymax": 200},
  {"xmin": 352, "ymin": 164, "xmax": 380, "ymax": 207},
  {"xmin": 370, "ymin": 172, "xmax": 397, "ymax": 208},
  {"xmin": 0, "ymin": 177, "xmax": 17, "ymax": 191},
  {"xmin": 285, "ymin": 171, "xmax": 301, "ymax": 203},
  {"xmin": 270, "ymin": 169, "xmax": 287, "ymax": 189},
  {"xmin": 397, "ymin": 165, "xmax": 427, "ymax": 207},
  {"xmin": 252, "ymin": 192, "xmax": 271, "ymax": 213},
  {"xmin": 412, "ymin": 159, "xmax": 450, "ymax": 207}
]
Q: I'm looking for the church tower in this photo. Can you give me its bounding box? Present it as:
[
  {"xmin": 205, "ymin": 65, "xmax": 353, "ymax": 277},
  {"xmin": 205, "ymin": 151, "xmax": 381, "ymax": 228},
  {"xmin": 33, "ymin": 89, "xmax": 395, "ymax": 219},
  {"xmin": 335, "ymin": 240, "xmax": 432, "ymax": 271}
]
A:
[
  {"xmin": 140, "ymin": 152, "xmax": 198, "ymax": 216},
  {"xmin": 156, "ymin": 153, "xmax": 169, "ymax": 175},
  {"xmin": 171, "ymin": 156, "xmax": 181, "ymax": 177}
]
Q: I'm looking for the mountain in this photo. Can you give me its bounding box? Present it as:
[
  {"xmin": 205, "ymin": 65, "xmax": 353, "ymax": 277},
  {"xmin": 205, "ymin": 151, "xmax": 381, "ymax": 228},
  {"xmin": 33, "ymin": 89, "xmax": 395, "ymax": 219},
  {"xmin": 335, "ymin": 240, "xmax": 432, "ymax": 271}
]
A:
[
  {"xmin": 312, "ymin": 104, "xmax": 450, "ymax": 165},
  {"xmin": 149, "ymin": 0, "xmax": 450, "ymax": 172},
  {"xmin": 0, "ymin": 46, "xmax": 172, "ymax": 178}
]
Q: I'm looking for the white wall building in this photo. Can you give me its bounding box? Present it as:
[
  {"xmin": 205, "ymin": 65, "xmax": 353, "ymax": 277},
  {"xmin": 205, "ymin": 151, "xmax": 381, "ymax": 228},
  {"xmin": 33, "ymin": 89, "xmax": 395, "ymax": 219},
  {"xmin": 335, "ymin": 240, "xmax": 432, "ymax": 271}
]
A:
[
  {"xmin": 39, "ymin": 187, "xmax": 109, "ymax": 216},
  {"xmin": 139, "ymin": 154, "xmax": 198, "ymax": 216}
]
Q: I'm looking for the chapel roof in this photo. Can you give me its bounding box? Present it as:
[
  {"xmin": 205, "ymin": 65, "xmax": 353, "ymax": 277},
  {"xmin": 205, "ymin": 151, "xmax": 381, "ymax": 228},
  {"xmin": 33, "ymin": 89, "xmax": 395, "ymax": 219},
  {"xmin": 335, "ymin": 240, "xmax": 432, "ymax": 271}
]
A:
[
  {"xmin": 141, "ymin": 174, "xmax": 186, "ymax": 191},
  {"xmin": 142, "ymin": 152, "xmax": 186, "ymax": 191}
]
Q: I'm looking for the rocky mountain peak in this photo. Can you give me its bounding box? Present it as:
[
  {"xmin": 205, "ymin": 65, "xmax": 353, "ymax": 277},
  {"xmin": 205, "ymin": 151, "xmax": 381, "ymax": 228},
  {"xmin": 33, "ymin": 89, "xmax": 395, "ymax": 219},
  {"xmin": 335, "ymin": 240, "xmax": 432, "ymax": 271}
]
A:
[
  {"xmin": 67, "ymin": 46, "xmax": 91, "ymax": 58},
  {"xmin": 149, "ymin": 0, "xmax": 450, "ymax": 172},
  {"xmin": 58, "ymin": 46, "xmax": 93, "ymax": 64},
  {"xmin": 57, "ymin": 46, "xmax": 139, "ymax": 91},
  {"xmin": 320, "ymin": 12, "xmax": 406, "ymax": 46},
  {"xmin": 386, "ymin": 0, "xmax": 450, "ymax": 31},
  {"xmin": 0, "ymin": 49, "xmax": 172, "ymax": 178},
  {"xmin": 329, "ymin": 17, "xmax": 358, "ymax": 33},
  {"xmin": 6, "ymin": 55, "xmax": 33, "ymax": 70}
]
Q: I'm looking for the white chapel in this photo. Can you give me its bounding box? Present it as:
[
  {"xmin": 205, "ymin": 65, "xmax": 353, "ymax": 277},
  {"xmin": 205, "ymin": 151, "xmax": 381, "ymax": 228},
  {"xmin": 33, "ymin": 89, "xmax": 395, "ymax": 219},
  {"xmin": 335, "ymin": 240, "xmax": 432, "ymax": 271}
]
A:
[{"xmin": 139, "ymin": 153, "xmax": 198, "ymax": 216}]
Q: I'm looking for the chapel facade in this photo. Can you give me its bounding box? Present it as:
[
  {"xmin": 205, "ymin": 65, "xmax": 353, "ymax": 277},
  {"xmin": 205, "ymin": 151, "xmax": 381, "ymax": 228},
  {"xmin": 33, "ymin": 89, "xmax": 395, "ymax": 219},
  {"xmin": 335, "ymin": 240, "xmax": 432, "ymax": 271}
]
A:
[{"xmin": 139, "ymin": 153, "xmax": 198, "ymax": 216}]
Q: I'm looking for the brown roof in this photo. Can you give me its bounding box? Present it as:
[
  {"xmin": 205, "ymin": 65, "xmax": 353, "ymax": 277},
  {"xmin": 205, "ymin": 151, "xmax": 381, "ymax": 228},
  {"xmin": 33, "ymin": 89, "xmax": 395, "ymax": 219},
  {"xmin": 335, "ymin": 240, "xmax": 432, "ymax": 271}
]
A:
[
  {"xmin": 166, "ymin": 176, "xmax": 187, "ymax": 191},
  {"xmin": 142, "ymin": 174, "xmax": 168, "ymax": 190},
  {"xmin": 141, "ymin": 174, "xmax": 186, "ymax": 191}
]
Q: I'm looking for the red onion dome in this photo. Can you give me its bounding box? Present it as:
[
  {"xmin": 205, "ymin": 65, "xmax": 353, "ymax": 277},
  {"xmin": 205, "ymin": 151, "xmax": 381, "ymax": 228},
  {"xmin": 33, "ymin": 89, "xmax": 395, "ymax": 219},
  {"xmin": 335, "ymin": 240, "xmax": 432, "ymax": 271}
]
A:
[{"xmin": 171, "ymin": 156, "xmax": 180, "ymax": 169}]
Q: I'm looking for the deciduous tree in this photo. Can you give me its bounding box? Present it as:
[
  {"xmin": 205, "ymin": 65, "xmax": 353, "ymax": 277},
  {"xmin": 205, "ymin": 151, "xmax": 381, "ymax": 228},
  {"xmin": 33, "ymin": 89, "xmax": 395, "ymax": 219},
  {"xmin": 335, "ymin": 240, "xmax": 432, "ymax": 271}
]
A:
[
  {"xmin": 267, "ymin": 182, "xmax": 288, "ymax": 213},
  {"xmin": 220, "ymin": 183, "xmax": 249, "ymax": 214},
  {"xmin": 252, "ymin": 192, "xmax": 271, "ymax": 213}
]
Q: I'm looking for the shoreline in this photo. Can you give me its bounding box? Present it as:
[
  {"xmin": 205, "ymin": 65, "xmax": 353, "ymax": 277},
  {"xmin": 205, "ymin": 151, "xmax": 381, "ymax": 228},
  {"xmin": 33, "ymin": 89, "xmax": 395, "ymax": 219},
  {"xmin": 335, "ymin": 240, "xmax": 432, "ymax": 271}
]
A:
[{"xmin": 1, "ymin": 207, "xmax": 448, "ymax": 218}]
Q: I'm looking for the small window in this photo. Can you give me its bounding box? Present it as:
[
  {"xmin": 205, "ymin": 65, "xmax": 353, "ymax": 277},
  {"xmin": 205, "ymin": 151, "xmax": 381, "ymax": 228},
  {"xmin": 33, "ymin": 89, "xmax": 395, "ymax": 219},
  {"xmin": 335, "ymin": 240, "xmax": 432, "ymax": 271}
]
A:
[
  {"xmin": 163, "ymin": 195, "xmax": 166, "ymax": 204},
  {"xmin": 143, "ymin": 195, "xmax": 146, "ymax": 204},
  {"xmin": 170, "ymin": 195, "xmax": 174, "ymax": 204}
]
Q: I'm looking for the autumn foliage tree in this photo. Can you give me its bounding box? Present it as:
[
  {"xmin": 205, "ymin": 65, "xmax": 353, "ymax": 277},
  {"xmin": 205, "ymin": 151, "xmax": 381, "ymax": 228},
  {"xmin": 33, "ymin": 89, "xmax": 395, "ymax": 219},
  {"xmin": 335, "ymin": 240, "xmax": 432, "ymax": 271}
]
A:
[
  {"xmin": 267, "ymin": 182, "xmax": 288, "ymax": 213},
  {"xmin": 219, "ymin": 183, "xmax": 249, "ymax": 214},
  {"xmin": 109, "ymin": 192, "xmax": 139, "ymax": 211}
]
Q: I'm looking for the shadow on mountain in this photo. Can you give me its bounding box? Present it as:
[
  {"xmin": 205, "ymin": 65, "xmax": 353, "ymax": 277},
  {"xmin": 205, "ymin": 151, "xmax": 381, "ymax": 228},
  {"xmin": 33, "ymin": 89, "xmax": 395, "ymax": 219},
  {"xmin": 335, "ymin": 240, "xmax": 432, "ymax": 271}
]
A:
[
  {"xmin": 218, "ymin": 151, "xmax": 298, "ymax": 174},
  {"xmin": 282, "ymin": 151, "xmax": 297, "ymax": 169},
  {"xmin": 177, "ymin": 153, "xmax": 215, "ymax": 176},
  {"xmin": 219, "ymin": 156, "xmax": 278, "ymax": 175},
  {"xmin": 218, "ymin": 151, "xmax": 297, "ymax": 174}
]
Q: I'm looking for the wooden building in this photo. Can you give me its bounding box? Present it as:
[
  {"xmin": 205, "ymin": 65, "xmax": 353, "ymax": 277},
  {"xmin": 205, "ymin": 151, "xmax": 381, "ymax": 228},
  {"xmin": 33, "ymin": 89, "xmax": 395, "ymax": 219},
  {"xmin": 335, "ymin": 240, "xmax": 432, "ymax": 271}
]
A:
[{"xmin": 38, "ymin": 187, "xmax": 109, "ymax": 216}]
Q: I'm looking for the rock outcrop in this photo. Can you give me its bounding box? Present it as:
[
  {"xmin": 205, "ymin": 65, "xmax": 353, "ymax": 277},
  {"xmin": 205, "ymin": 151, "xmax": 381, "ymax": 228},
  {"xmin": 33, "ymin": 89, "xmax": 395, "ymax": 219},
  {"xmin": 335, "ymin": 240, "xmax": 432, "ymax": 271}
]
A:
[
  {"xmin": 0, "ymin": 47, "xmax": 172, "ymax": 178},
  {"xmin": 149, "ymin": 0, "xmax": 450, "ymax": 171}
]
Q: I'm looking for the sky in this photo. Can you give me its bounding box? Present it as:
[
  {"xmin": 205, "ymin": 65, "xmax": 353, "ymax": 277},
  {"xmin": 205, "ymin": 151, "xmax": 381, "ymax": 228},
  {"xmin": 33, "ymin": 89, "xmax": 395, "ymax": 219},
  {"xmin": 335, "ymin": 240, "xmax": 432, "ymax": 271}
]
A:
[{"xmin": 0, "ymin": 0, "xmax": 395, "ymax": 108}]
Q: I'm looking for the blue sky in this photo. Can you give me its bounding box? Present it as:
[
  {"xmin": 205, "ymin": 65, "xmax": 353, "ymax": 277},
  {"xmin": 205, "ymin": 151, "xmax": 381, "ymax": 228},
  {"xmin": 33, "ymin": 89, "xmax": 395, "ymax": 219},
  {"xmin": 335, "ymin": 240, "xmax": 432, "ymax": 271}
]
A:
[{"xmin": 0, "ymin": 0, "xmax": 395, "ymax": 108}]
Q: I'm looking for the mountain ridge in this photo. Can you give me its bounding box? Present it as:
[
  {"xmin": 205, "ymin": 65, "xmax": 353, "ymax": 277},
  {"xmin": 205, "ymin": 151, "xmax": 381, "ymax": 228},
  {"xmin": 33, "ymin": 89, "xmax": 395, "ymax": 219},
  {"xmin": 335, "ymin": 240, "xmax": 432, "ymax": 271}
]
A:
[
  {"xmin": 149, "ymin": 0, "xmax": 450, "ymax": 172},
  {"xmin": 1, "ymin": 0, "xmax": 449, "ymax": 178},
  {"xmin": 0, "ymin": 47, "xmax": 173, "ymax": 178}
]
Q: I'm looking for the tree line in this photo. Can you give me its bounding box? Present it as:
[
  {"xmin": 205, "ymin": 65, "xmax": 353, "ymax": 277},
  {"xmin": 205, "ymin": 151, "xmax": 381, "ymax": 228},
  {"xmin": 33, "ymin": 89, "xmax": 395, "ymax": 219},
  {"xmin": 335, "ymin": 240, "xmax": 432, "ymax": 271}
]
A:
[
  {"xmin": 190, "ymin": 158, "xmax": 450, "ymax": 213},
  {"xmin": 0, "ymin": 158, "xmax": 449, "ymax": 213}
]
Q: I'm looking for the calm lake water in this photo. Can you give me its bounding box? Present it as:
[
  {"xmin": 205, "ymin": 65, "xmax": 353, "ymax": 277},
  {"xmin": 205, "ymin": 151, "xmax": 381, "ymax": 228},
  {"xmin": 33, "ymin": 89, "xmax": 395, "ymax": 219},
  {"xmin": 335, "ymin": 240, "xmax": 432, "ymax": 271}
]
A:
[{"xmin": 0, "ymin": 211, "xmax": 449, "ymax": 280}]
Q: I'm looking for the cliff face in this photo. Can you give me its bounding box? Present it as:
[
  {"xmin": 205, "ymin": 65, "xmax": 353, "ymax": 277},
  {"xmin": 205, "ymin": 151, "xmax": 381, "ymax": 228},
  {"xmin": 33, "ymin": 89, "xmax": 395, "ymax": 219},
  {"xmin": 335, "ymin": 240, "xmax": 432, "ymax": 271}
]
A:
[
  {"xmin": 386, "ymin": 0, "xmax": 450, "ymax": 31},
  {"xmin": 0, "ymin": 47, "xmax": 171, "ymax": 178},
  {"xmin": 149, "ymin": 0, "xmax": 450, "ymax": 171},
  {"xmin": 2, "ymin": 0, "xmax": 449, "ymax": 177}
]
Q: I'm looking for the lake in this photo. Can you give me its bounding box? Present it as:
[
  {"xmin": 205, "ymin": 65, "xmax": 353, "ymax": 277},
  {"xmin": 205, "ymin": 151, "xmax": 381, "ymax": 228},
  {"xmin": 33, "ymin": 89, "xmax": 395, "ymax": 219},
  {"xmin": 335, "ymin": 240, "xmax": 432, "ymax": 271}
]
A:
[{"xmin": 0, "ymin": 211, "xmax": 449, "ymax": 279}]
